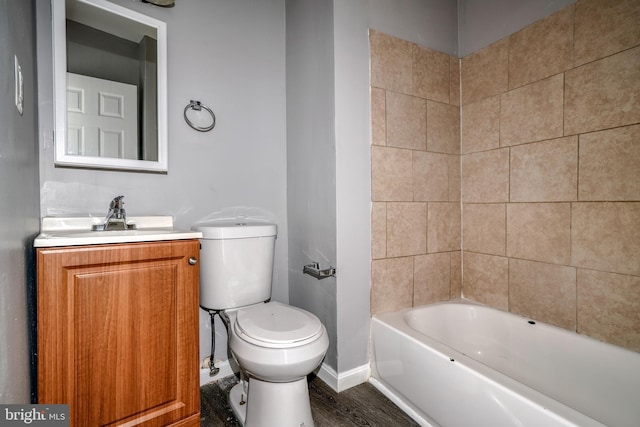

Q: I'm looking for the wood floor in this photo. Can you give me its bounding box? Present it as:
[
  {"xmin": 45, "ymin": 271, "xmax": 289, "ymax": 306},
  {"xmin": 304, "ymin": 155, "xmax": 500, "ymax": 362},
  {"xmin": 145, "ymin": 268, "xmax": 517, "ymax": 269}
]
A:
[{"xmin": 200, "ymin": 374, "xmax": 420, "ymax": 426}]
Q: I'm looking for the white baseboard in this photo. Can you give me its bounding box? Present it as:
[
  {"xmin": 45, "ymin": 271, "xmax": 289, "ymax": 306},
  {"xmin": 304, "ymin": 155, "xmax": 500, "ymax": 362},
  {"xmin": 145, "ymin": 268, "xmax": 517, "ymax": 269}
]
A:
[
  {"xmin": 316, "ymin": 362, "xmax": 370, "ymax": 392},
  {"xmin": 199, "ymin": 359, "xmax": 238, "ymax": 386},
  {"xmin": 200, "ymin": 358, "xmax": 370, "ymax": 393}
]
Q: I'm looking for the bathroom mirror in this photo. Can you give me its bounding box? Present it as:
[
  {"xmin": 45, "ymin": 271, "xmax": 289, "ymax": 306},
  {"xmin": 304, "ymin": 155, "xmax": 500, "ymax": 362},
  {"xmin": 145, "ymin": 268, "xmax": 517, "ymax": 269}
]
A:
[{"xmin": 52, "ymin": 0, "xmax": 168, "ymax": 172}]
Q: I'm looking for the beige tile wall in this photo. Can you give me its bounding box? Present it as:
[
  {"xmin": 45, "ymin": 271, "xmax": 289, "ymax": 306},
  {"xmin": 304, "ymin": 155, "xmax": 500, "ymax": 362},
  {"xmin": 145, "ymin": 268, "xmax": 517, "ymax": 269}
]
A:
[
  {"xmin": 460, "ymin": 0, "xmax": 640, "ymax": 351},
  {"xmin": 370, "ymin": 30, "xmax": 461, "ymax": 316},
  {"xmin": 370, "ymin": 0, "xmax": 640, "ymax": 352}
]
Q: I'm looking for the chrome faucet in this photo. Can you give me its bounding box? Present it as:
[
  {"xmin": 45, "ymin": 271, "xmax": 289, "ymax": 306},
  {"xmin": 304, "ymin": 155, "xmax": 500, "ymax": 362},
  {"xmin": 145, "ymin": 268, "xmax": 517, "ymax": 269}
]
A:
[{"xmin": 92, "ymin": 195, "xmax": 136, "ymax": 231}]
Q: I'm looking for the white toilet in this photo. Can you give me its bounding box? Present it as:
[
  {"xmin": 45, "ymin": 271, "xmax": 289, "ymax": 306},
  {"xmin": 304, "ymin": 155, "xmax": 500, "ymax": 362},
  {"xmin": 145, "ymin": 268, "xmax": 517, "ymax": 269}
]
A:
[{"xmin": 194, "ymin": 221, "xmax": 329, "ymax": 427}]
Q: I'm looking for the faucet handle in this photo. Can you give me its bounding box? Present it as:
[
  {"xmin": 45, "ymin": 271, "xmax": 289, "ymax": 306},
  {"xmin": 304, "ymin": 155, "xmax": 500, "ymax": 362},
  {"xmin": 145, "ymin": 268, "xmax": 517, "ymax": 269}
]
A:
[{"xmin": 110, "ymin": 195, "xmax": 125, "ymax": 210}]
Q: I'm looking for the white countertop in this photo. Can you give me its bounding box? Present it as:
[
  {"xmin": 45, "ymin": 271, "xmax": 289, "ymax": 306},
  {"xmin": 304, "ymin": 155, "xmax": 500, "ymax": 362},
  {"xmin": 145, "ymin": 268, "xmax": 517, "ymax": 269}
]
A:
[{"xmin": 34, "ymin": 216, "xmax": 202, "ymax": 248}]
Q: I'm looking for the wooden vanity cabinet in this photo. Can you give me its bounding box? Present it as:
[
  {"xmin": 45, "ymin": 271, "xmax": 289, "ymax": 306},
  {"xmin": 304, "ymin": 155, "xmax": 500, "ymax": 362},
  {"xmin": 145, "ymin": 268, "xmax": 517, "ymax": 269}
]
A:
[{"xmin": 37, "ymin": 239, "xmax": 201, "ymax": 427}]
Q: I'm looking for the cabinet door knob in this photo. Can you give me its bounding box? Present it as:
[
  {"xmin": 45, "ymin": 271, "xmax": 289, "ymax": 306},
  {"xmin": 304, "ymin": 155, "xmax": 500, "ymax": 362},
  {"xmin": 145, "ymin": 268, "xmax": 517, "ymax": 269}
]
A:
[{"xmin": 188, "ymin": 257, "xmax": 198, "ymax": 265}]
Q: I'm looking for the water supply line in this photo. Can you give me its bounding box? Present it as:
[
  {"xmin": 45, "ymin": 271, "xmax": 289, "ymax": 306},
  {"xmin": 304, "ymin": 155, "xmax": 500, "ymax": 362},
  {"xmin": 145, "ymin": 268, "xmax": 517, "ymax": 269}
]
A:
[{"xmin": 208, "ymin": 310, "xmax": 220, "ymax": 377}]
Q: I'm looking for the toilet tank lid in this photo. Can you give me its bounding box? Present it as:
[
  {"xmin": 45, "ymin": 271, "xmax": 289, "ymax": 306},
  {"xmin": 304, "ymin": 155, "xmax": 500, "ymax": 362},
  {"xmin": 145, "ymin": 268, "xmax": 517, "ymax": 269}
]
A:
[{"xmin": 192, "ymin": 221, "xmax": 277, "ymax": 239}]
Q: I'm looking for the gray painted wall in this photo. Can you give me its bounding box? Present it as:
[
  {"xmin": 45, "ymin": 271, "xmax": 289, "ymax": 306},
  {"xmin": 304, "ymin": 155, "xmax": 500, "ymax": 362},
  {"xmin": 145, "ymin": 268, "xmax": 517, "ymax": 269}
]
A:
[
  {"xmin": 367, "ymin": 0, "xmax": 459, "ymax": 55},
  {"xmin": 66, "ymin": 21, "xmax": 140, "ymax": 85},
  {"xmin": 0, "ymin": 0, "xmax": 40, "ymax": 403},
  {"xmin": 458, "ymin": 0, "xmax": 576, "ymax": 57},
  {"xmin": 286, "ymin": 0, "xmax": 338, "ymax": 370},
  {"xmin": 36, "ymin": 0, "xmax": 287, "ymax": 365}
]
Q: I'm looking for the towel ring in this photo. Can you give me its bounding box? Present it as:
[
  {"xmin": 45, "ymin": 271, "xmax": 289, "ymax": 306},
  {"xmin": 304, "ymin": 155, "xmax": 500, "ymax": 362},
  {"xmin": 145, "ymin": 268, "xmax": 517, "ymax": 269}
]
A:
[{"xmin": 184, "ymin": 100, "xmax": 216, "ymax": 132}]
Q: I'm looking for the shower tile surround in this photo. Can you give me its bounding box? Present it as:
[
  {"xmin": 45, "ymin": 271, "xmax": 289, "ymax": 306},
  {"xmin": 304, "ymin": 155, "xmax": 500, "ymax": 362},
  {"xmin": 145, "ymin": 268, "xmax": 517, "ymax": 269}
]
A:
[
  {"xmin": 370, "ymin": 29, "xmax": 462, "ymax": 316},
  {"xmin": 370, "ymin": 0, "xmax": 640, "ymax": 352}
]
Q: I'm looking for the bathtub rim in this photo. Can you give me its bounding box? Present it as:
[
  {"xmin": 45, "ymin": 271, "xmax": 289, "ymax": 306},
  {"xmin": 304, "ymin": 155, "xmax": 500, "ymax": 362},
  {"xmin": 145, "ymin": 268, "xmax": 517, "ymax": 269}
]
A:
[{"xmin": 376, "ymin": 298, "xmax": 640, "ymax": 362}]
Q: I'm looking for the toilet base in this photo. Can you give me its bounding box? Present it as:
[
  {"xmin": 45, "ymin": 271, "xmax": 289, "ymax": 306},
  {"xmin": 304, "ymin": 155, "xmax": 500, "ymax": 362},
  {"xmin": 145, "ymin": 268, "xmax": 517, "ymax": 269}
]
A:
[{"xmin": 229, "ymin": 377, "xmax": 314, "ymax": 427}]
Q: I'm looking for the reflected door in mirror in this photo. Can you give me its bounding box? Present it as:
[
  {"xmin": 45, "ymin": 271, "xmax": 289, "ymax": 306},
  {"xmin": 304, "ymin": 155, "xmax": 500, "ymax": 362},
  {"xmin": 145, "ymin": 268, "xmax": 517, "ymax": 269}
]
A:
[{"xmin": 67, "ymin": 73, "xmax": 138, "ymax": 159}]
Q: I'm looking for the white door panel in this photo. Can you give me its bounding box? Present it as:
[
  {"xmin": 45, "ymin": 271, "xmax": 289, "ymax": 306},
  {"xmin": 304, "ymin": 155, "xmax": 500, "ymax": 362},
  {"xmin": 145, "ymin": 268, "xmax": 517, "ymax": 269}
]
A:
[{"xmin": 66, "ymin": 72, "xmax": 138, "ymax": 159}]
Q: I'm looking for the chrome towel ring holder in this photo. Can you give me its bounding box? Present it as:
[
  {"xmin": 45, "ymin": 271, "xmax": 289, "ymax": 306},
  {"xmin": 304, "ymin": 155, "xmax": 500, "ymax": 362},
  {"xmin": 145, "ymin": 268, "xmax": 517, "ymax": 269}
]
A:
[{"xmin": 184, "ymin": 100, "xmax": 216, "ymax": 132}]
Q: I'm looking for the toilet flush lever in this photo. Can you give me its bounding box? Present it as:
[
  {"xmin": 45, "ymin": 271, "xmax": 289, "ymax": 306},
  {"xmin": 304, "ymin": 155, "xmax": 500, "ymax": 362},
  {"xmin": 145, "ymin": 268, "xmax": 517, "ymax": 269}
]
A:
[{"xmin": 303, "ymin": 262, "xmax": 336, "ymax": 280}]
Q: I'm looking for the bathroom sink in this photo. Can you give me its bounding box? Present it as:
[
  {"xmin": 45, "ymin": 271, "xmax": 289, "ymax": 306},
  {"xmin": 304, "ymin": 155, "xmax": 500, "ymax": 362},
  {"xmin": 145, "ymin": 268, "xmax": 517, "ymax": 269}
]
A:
[
  {"xmin": 44, "ymin": 228, "xmax": 169, "ymax": 238},
  {"xmin": 34, "ymin": 216, "xmax": 203, "ymax": 247}
]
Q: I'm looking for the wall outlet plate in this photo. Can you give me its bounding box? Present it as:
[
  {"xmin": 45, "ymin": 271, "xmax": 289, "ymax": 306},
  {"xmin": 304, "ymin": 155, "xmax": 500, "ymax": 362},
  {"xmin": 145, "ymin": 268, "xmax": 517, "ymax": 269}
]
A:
[{"xmin": 14, "ymin": 55, "xmax": 24, "ymax": 115}]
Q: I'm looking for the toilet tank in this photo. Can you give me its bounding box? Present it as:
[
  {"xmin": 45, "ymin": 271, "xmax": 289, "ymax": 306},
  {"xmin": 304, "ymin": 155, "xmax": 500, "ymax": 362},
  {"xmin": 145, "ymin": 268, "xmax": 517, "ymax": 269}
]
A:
[{"xmin": 193, "ymin": 221, "xmax": 277, "ymax": 311}]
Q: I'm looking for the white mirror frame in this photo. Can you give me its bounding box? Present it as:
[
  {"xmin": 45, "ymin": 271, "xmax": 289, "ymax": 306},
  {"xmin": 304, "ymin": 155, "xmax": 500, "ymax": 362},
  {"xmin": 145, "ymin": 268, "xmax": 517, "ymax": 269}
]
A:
[{"xmin": 52, "ymin": 0, "xmax": 168, "ymax": 172}]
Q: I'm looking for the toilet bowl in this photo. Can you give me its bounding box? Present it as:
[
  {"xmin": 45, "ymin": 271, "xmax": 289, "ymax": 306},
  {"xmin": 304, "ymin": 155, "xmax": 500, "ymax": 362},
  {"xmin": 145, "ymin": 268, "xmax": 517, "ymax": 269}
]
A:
[
  {"xmin": 224, "ymin": 301, "xmax": 329, "ymax": 426},
  {"xmin": 228, "ymin": 301, "xmax": 329, "ymax": 382}
]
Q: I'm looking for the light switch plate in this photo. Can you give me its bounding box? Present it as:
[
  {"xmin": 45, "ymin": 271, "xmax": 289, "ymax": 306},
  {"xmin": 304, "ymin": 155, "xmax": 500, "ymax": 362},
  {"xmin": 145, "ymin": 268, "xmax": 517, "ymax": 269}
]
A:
[{"xmin": 14, "ymin": 55, "xmax": 24, "ymax": 115}]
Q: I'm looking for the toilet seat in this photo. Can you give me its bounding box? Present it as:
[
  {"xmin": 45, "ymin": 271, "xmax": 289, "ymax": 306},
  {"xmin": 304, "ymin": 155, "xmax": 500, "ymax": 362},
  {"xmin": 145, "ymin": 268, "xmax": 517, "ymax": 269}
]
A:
[{"xmin": 234, "ymin": 302, "xmax": 324, "ymax": 348}]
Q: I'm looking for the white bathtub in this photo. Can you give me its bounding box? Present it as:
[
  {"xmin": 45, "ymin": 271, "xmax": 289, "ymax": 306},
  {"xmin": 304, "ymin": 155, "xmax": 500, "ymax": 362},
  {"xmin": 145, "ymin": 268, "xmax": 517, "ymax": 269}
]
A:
[{"xmin": 370, "ymin": 300, "xmax": 640, "ymax": 427}]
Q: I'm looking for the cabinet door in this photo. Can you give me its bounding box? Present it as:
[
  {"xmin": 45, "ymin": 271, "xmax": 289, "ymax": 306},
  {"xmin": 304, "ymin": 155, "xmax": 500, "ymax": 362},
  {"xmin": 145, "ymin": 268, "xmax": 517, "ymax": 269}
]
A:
[{"xmin": 37, "ymin": 240, "xmax": 200, "ymax": 427}]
